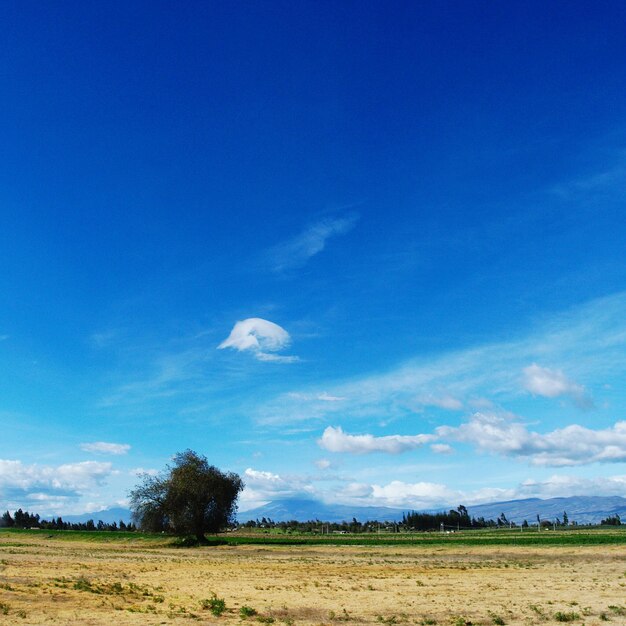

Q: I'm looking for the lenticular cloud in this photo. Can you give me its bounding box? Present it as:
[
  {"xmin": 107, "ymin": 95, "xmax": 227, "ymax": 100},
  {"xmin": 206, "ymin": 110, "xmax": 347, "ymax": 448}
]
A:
[{"xmin": 218, "ymin": 318, "xmax": 298, "ymax": 362}]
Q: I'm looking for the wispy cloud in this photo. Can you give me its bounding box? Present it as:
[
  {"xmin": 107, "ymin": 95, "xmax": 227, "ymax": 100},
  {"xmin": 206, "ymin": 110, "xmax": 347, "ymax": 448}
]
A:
[
  {"xmin": 218, "ymin": 318, "xmax": 298, "ymax": 363},
  {"xmin": 267, "ymin": 214, "xmax": 358, "ymax": 273},
  {"xmin": 314, "ymin": 458, "xmax": 332, "ymax": 470},
  {"xmin": 256, "ymin": 291, "xmax": 626, "ymax": 425},
  {"xmin": 98, "ymin": 346, "xmax": 212, "ymax": 409},
  {"xmin": 431, "ymin": 443, "xmax": 454, "ymax": 455},
  {"xmin": 80, "ymin": 442, "xmax": 131, "ymax": 455},
  {"xmin": 287, "ymin": 391, "xmax": 345, "ymax": 402},
  {"xmin": 551, "ymin": 158, "xmax": 626, "ymax": 199},
  {"xmin": 418, "ymin": 394, "xmax": 463, "ymax": 411}
]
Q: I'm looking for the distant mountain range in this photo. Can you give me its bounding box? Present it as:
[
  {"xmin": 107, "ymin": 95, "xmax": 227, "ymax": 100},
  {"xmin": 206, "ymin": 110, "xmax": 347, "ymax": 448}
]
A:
[
  {"xmin": 241, "ymin": 496, "xmax": 626, "ymax": 525},
  {"xmin": 467, "ymin": 496, "xmax": 626, "ymax": 525},
  {"xmin": 240, "ymin": 498, "xmax": 406, "ymax": 523},
  {"xmin": 51, "ymin": 495, "xmax": 626, "ymax": 527},
  {"xmin": 56, "ymin": 507, "xmax": 132, "ymax": 525}
]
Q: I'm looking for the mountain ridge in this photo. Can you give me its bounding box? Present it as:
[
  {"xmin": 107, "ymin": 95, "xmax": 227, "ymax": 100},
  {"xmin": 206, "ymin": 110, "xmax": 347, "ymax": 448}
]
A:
[{"xmin": 240, "ymin": 495, "xmax": 626, "ymax": 525}]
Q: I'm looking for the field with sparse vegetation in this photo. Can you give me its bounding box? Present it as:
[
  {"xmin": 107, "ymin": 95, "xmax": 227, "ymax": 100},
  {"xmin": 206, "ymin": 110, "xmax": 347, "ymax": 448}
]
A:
[{"xmin": 1, "ymin": 528, "xmax": 625, "ymax": 625}]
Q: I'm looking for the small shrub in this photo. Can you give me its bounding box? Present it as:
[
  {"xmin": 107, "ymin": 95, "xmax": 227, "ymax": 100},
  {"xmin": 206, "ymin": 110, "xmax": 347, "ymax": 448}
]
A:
[
  {"xmin": 490, "ymin": 615, "xmax": 505, "ymax": 625},
  {"xmin": 608, "ymin": 606, "xmax": 626, "ymax": 616},
  {"xmin": 201, "ymin": 594, "xmax": 226, "ymax": 616},
  {"xmin": 73, "ymin": 577, "xmax": 95, "ymax": 593},
  {"xmin": 257, "ymin": 617, "xmax": 275, "ymax": 624},
  {"xmin": 599, "ymin": 613, "xmax": 609, "ymax": 621},
  {"xmin": 240, "ymin": 605, "xmax": 257, "ymax": 618},
  {"xmin": 421, "ymin": 620, "xmax": 437, "ymax": 626},
  {"xmin": 554, "ymin": 612, "xmax": 580, "ymax": 622},
  {"xmin": 0, "ymin": 602, "xmax": 10, "ymax": 615}
]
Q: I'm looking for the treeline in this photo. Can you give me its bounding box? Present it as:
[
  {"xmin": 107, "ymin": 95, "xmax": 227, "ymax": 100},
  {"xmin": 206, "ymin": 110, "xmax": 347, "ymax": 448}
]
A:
[
  {"xmin": 1, "ymin": 505, "xmax": 588, "ymax": 534},
  {"xmin": 241, "ymin": 505, "xmax": 580, "ymax": 532},
  {"xmin": 402, "ymin": 505, "xmax": 497, "ymax": 530},
  {"xmin": 1, "ymin": 509, "xmax": 136, "ymax": 532},
  {"xmin": 240, "ymin": 517, "xmax": 403, "ymax": 533},
  {"xmin": 240, "ymin": 505, "xmax": 501, "ymax": 532}
]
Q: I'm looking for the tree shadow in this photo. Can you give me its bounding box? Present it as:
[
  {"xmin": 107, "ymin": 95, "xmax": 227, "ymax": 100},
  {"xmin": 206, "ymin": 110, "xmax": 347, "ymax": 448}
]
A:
[{"xmin": 171, "ymin": 535, "xmax": 229, "ymax": 548}]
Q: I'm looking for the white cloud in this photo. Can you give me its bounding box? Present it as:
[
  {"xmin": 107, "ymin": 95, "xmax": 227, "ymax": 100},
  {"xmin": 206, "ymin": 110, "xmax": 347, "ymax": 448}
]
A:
[
  {"xmin": 0, "ymin": 459, "xmax": 113, "ymax": 493},
  {"xmin": 268, "ymin": 214, "xmax": 358, "ymax": 272},
  {"xmin": 129, "ymin": 467, "xmax": 159, "ymax": 477},
  {"xmin": 468, "ymin": 397, "xmax": 494, "ymax": 409},
  {"xmin": 517, "ymin": 474, "xmax": 626, "ymax": 499},
  {"xmin": 314, "ymin": 458, "xmax": 332, "ymax": 470},
  {"xmin": 523, "ymin": 363, "xmax": 590, "ymax": 407},
  {"xmin": 370, "ymin": 480, "xmax": 459, "ymax": 509},
  {"xmin": 319, "ymin": 426, "xmax": 435, "ymax": 455},
  {"xmin": 239, "ymin": 466, "xmax": 626, "ymax": 512},
  {"xmin": 308, "ymin": 470, "xmax": 626, "ymax": 512},
  {"xmin": 239, "ymin": 467, "xmax": 315, "ymax": 510},
  {"xmin": 255, "ymin": 352, "xmax": 300, "ymax": 364},
  {"xmin": 80, "ymin": 442, "xmax": 131, "ymax": 455},
  {"xmin": 438, "ymin": 412, "xmax": 626, "ymax": 466},
  {"xmin": 368, "ymin": 473, "xmax": 626, "ymax": 509},
  {"xmin": 218, "ymin": 318, "xmax": 298, "ymax": 363},
  {"xmin": 244, "ymin": 468, "xmax": 285, "ymax": 485},
  {"xmin": 287, "ymin": 391, "xmax": 345, "ymax": 402},
  {"xmin": 418, "ymin": 394, "xmax": 463, "ymax": 410},
  {"xmin": 318, "ymin": 392, "xmax": 345, "ymax": 402},
  {"xmin": 340, "ymin": 482, "xmax": 374, "ymax": 498},
  {"xmin": 320, "ymin": 411, "xmax": 626, "ymax": 466}
]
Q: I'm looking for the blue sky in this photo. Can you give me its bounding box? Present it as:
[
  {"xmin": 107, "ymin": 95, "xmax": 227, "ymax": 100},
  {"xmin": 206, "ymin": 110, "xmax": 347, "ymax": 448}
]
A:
[{"xmin": 2, "ymin": 1, "xmax": 626, "ymax": 516}]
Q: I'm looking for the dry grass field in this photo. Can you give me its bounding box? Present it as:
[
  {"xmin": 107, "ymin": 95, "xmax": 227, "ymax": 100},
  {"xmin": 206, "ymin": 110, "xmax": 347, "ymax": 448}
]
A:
[{"xmin": 1, "ymin": 531, "xmax": 625, "ymax": 625}]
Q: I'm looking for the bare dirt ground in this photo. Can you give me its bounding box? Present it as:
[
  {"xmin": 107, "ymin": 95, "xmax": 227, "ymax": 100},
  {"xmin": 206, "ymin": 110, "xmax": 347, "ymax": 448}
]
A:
[{"xmin": 1, "ymin": 534, "xmax": 625, "ymax": 625}]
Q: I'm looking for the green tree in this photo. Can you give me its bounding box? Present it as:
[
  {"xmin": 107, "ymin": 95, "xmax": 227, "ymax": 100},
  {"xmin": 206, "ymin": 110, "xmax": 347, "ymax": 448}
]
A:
[{"xmin": 129, "ymin": 450, "xmax": 243, "ymax": 541}]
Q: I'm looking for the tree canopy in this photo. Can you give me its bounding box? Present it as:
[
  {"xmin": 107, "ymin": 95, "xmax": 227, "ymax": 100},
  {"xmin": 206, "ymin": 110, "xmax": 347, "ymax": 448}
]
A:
[{"xmin": 129, "ymin": 450, "xmax": 243, "ymax": 541}]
